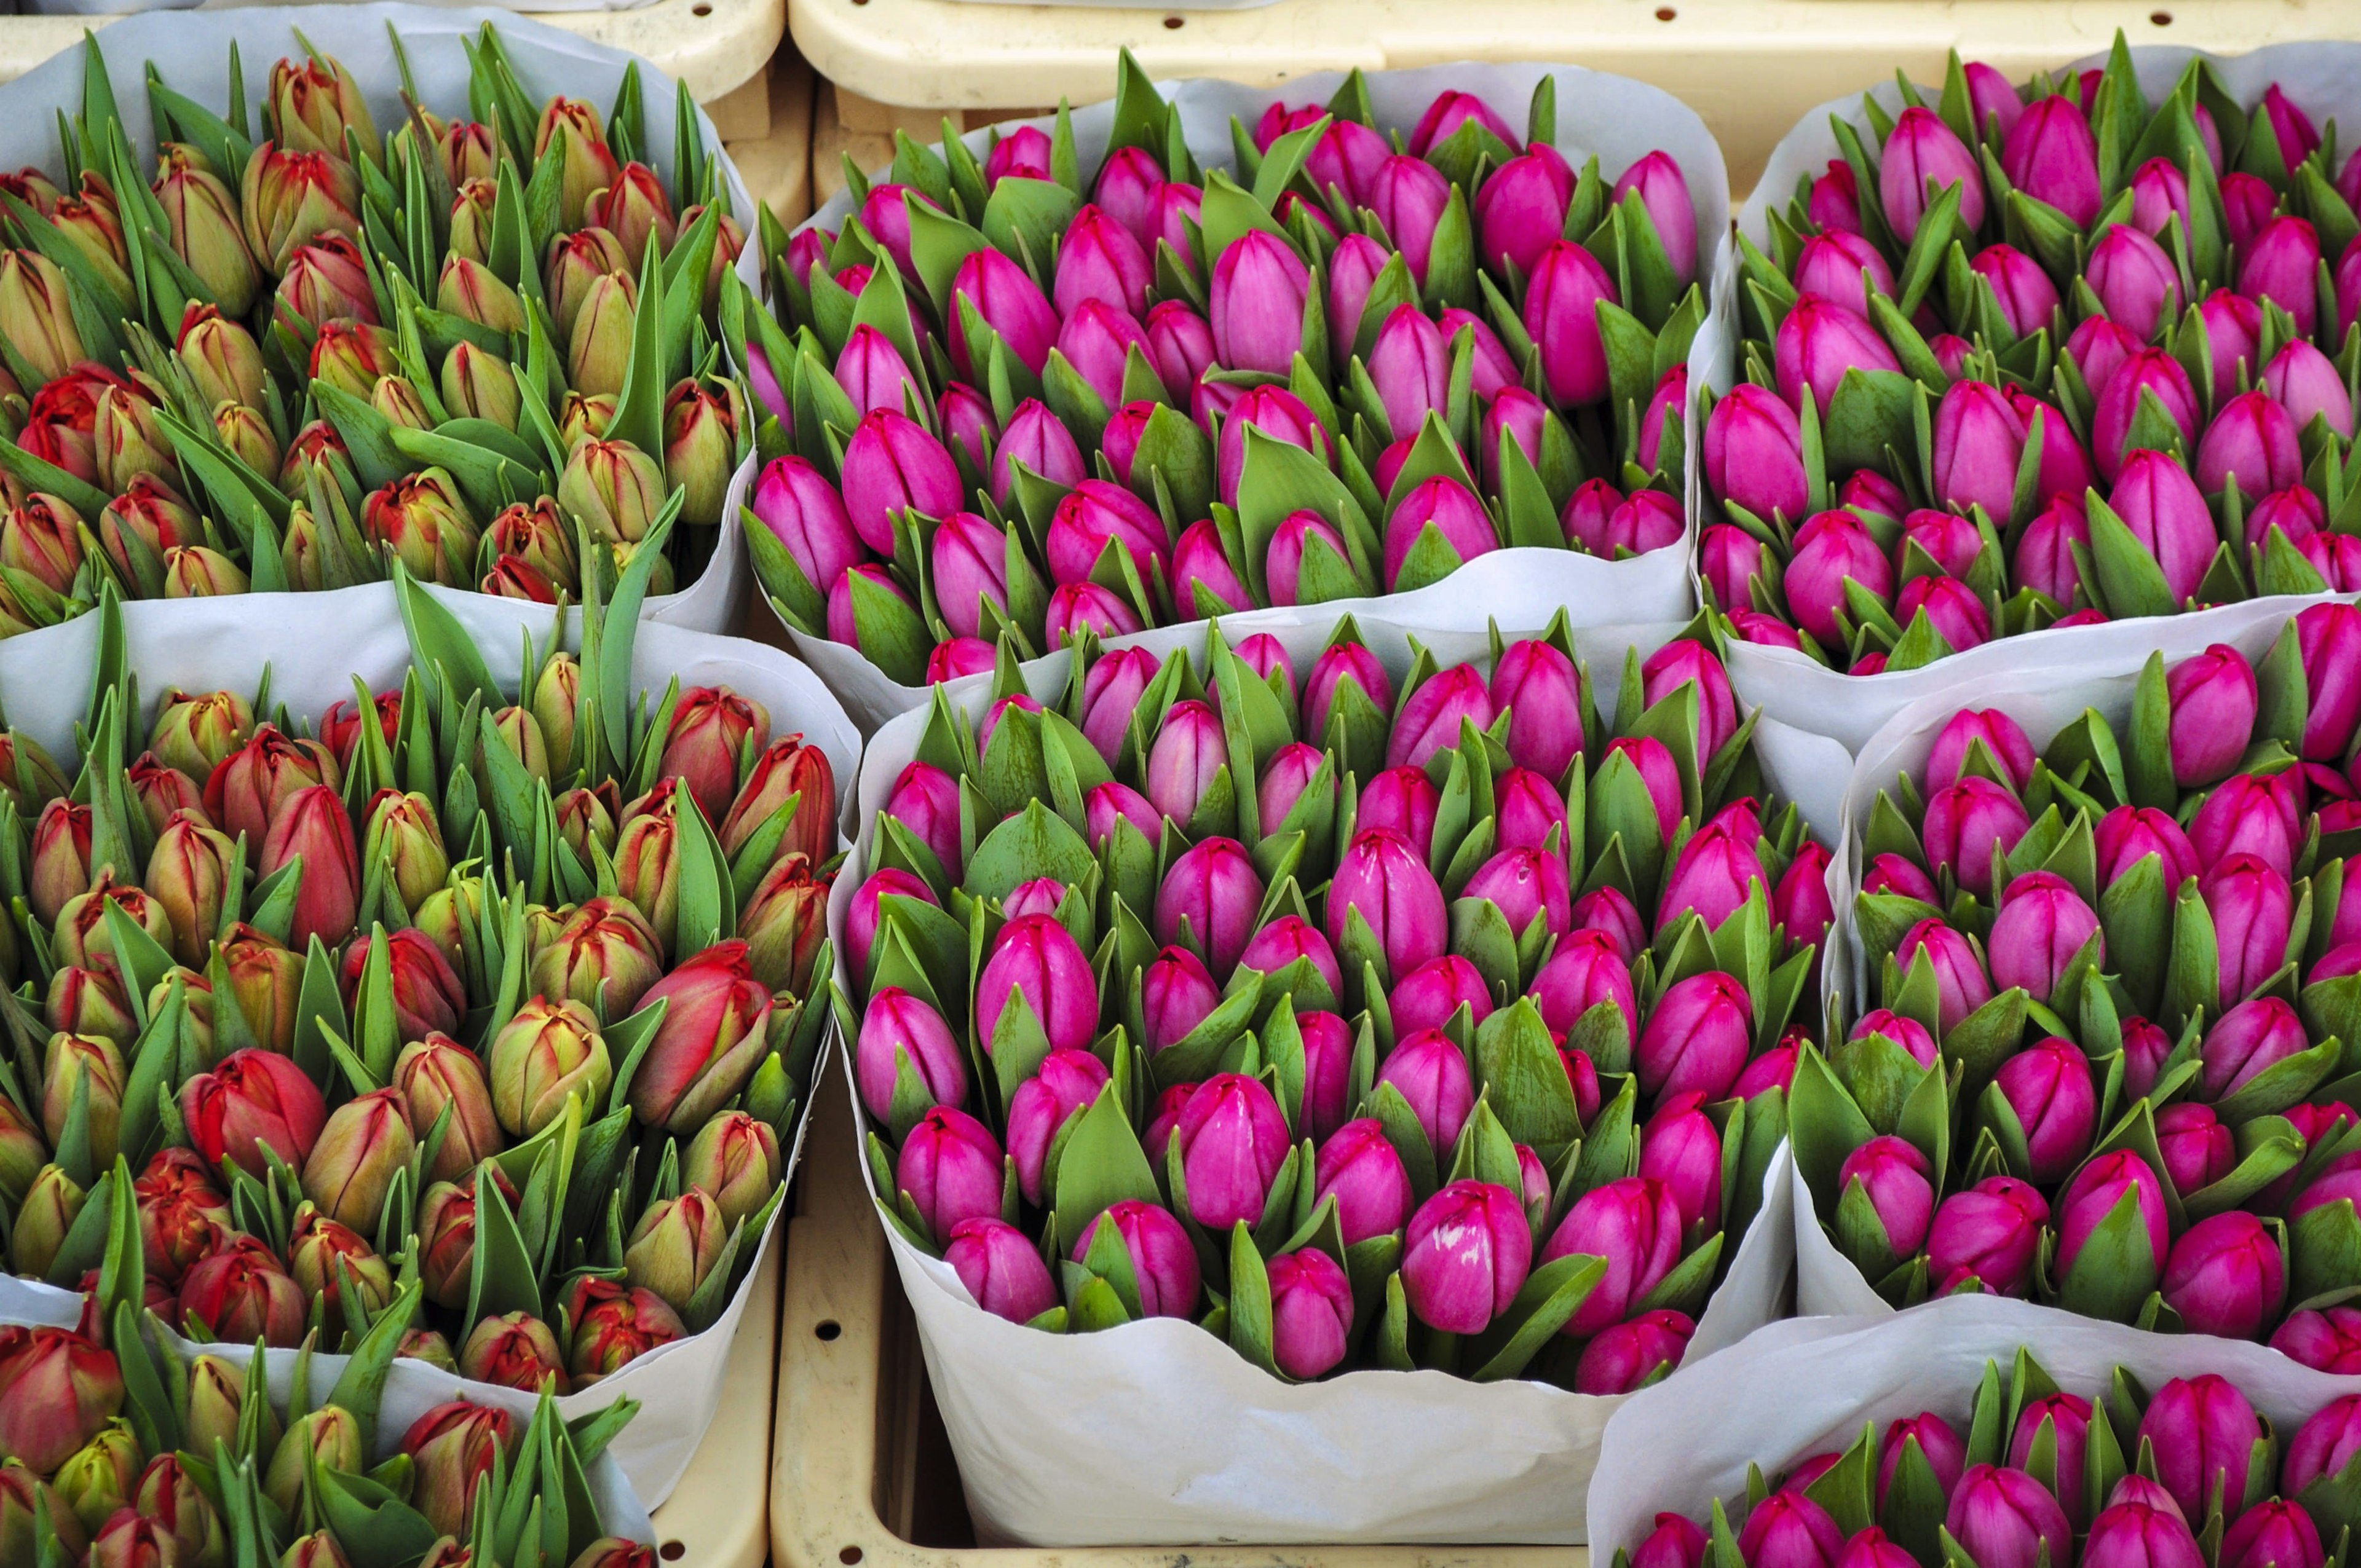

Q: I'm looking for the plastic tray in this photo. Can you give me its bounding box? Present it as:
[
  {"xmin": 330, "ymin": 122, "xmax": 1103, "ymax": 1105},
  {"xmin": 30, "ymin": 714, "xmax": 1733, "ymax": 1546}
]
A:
[
  {"xmin": 786, "ymin": 0, "xmax": 2342, "ymax": 189},
  {"xmin": 653, "ymin": 1234, "xmax": 781, "ymax": 1568},
  {"xmin": 772, "ymin": 1086, "xmax": 1591, "ymax": 1567},
  {"xmin": 0, "ymin": 0, "xmax": 783, "ymax": 107}
]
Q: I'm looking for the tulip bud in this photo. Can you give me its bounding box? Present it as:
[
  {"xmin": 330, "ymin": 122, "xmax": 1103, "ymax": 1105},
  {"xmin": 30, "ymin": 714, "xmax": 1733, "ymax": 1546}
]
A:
[
  {"xmin": 1524, "ymin": 240, "xmax": 1619, "ymax": 406},
  {"xmin": 1073, "ymin": 1200, "xmax": 1200, "ymax": 1317},
  {"xmin": 2087, "ymin": 225, "xmax": 2183, "ymax": 337},
  {"xmin": 2094, "ymin": 352, "xmax": 2200, "ymax": 483},
  {"xmin": 2002, "ymin": 95, "xmax": 2102, "ymax": 224},
  {"xmin": 1776, "ymin": 296, "xmax": 1903, "ymax": 417},
  {"xmin": 2241, "ymin": 215, "xmax": 2322, "ymax": 336},
  {"xmin": 2057, "ymin": 1149, "xmax": 2170, "ymax": 1280},
  {"xmin": 936, "ymin": 1217, "xmax": 1053, "ymax": 1326},
  {"xmin": 1881, "ymin": 108, "xmax": 1985, "ymax": 240},
  {"xmin": 178, "ymin": 1235, "xmax": 304, "ymax": 1346},
  {"xmin": 1328, "ymin": 829, "xmax": 1447, "ymax": 981},
  {"xmin": 1947, "ymin": 1465, "xmax": 2073, "ymax": 1568},
  {"xmin": 2136, "ymin": 1374, "xmax": 2264, "ymax": 1523},
  {"xmin": 1402, "ymin": 1180, "xmax": 1530, "ymax": 1333}
]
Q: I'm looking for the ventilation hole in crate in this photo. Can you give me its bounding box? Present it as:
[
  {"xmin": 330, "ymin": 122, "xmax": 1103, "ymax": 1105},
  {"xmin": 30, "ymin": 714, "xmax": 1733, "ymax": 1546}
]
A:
[
  {"xmin": 1655, "ymin": 7, "xmax": 1677, "ymax": 19},
  {"xmin": 1164, "ymin": 14, "xmax": 1184, "ymax": 25},
  {"xmin": 816, "ymin": 1319, "xmax": 842, "ymax": 1341},
  {"xmin": 2149, "ymin": 9, "xmax": 2172, "ymax": 20},
  {"xmin": 842, "ymin": 1548, "xmax": 865, "ymax": 1564},
  {"xmin": 659, "ymin": 1545, "xmax": 685, "ymax": 1562}
]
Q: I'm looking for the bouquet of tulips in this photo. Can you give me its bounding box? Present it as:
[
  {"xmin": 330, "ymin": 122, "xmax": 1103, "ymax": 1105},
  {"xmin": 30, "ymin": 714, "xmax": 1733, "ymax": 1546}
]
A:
[
  {"xmin": 1698, "ymin": 40, "xmax": 2361, "ymax": 684},
  {"xmin": 0, "ymin": 1175, "xmax": 653, "ymax": 1568},
  {"xmin": 740, "ymin": 53, "xmax": 1718, "ymax": 712},
  {"xmin": 0, "ymin": 15, "xmax": 754, "ymax": 636},
  {"xmin": 1792, "ymin": 604, "xmax": 2361, "ymax": 1371},
  {"xmin": 1611, "ymin": 1339, "xmax": 2361, "ymax": 1568},
  {"xmin": 0, "ymin": 1176, "xmax": 656, "ymax": 1568},
  {"xmin": 0, "ymin": 570, "xmax": 840, "ymax": 1497},
  {"xmin": 844, "ymin": 618, "xmax": 1822, "ymax": 1386}
]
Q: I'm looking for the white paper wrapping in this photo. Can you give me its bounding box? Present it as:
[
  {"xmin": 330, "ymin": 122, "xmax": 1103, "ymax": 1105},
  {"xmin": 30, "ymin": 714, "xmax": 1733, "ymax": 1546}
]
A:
[
  {"xmin": 0, "ymin": 1293, "xmax": 656, "ymax": 1538},
  {"xmin": 1697, "ymin": 42, "xmax": 2361, "ymax": 754},
  {"xmin": 1797, "ymin": 596, "xmax": 2341, "ymax": 1319},
  {"xmin": 823, "ymin": 613, "xmax": 1862, "ymax": 1546},
  {"xmin": 0, "ymin": 4, "xmax": 749, "ymax": 628},
  {"xmin": 769, "ymin": 62, "xmax": 1729, "ymax": 735},
  {"xmin": 1588, "ymin": 1292, "xmax": 2361, "ymax": 1563},
  {"xmin": 0, "ymin": 592, "xmax": 860, "ymax": 1505}
]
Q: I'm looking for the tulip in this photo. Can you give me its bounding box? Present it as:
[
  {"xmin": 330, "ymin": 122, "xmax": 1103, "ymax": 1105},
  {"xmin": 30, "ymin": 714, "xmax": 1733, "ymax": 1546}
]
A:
[
  {"xmin": 1208, "ymin": 230, "xmax": 1311, "ymax": 376},
  {"xmin": 1329, "ymin": 828, "xmax": 1448, "ymax": 980},
  {"xmin": 1236, "ymin": 918, "xmax": 1343, "ymax": 1003},
  {"xmin": 2266, "ymin": 341, "xmax": 2354, "ymax": 439},
  {"xmin": 629, "ymin": 942, "xmax": 772, "ymax": 1133},
  {"xmin": 1739, "ymin": 1488, "xmax": 1846, "ymax": 1568},
  {"xmin": 1948, "ymin": 1465, "xmax": 2073, "ymax": 1568},
  {"xmin": 2204, "ymin": 859, "xmax": 2295, "ymax": 1007},
  {"xmin": 2096, "ymin": 805, "xmax": 2199, "ymax": 889},
  {"xmin": 2094, "ymin": 351, "xmax": 2199, "ymax": 482},
  {"xmin": 2057, "ymin": 1149, "xmax": 2171, "ymax": 1278},
  {"xmin": 1303, "ymin": 642, "xmax": 1396, "ymax": 741},
  {"xmin": 181, "ymin": 1048, "xmax": 325, "ymax": 1177},
  {"xmin": 856, "ymin": 989, "xmax": 967, "ymax": 1129},
  {"xmin": 1881, "ymin": 108, "xmax": 1985, "ymax": 240},
  {"xmin": 2287, "ymin": 1395, "xmax": 2361, "ymax": 1497},
  {"xmin": 1313, "ymin": 1118, "xmax": 1415, "ymax": 1246},
  {"xmin": 1005, "ymin": 1049, "xmax": 1110, "ymax": 1208},
  {"xmin": 1658, "ymin": 822, "xmax": 1768, "ymax": 936},
  {"xmin": 2138, "ymin": 1374, "xmax": 2263, "ymax": 1523},
  {"xmin": 1927, "ymin": 709, "xmax": 2037, "ymax": 794},
  {"xmin": 1635, "ymin": 1516, "xmax": 1710, "ymax": 1568},
  {"xmin": 1525, "ymin": 241, "xmax": 1619, "ymax": 406},
  {"xmin": 1835, "ymin": 1134, "xmax": 1934, "ymax": 1268},
  {"xmin": 2006, "ymin": 1392, "xmax": 2097, "ymax": 1531},
  {"xmin": 1092, "ymin": 146, "xmax": 1166, "ymax": 243},
  {"xmin": 1476, "ymin": 149, "xmax": 1576, "ymax": 277},
  {"xmin": 1785, "ymin": 510, "xmax": 1892, "ymax": 645},
  {"xmin": 1153, "ymin": 838, "xmax": 1264, "ymax": 979},
  {"xmin": 1362, "ymin": 156, "xmax": 1452, "ymax": 284},
  {"xmin": 1921, "ymin": 777, "xmax": 2030, "ymax": 899},
  {"xmin": 454, "ymin": 1312, "xmax": 569, "ymax": 1396},
  {"xmin": 1364, "ymin": 304, "xmax": 1455, "ymax": 441},
  {"xmin": 1244, "ymin": 1248, "xmax": 1353, "ymax": 1382},
  {"xmin": 1931, "ymin": 379, "xmax": 2027, "ymax": 522},
  {"xmin": 2159, "ymin": 1210, "xmax": 2284, "ymax": 1340},
  {"xmin": 1988, "ymin": 874, "xmax": 2102, "ymax": 1008},
  {"xmin": 484, "ymin": 998, "xmax": 611, "ymax": 1140},
  {"xmin": 2196, "ymin": 393, "xmax": 2304, "ymax": 505},
  {"xmin": 0, "ymin": 1328, "xmax": 121, "ymax": 1475},
  {"xmin": 178, "ymin": 1235, "xmax": 304, "ymax": 1346},
  {"xmin": 1776, "ymin": 296, "xmax": 1902, "ymax": 417},
  {"xmin": 2220, "ymin": 1503, "xmax": 2324, "ymax": 1568},
  {"xmin": 1609, "ymin": 151, "xmax": 1698, "ymax": 286},
  {"xmin": 2279, "ymin": 1306, "xmax": 2361, "ymax": 1373},
  {"xmin": 1069, "ymin": 1200, "xmax": 1196, "ymax": 1317},
  {"xmin": 2003, "ymin": 95, "xmax": 2102, "ymax": 224},
  {"xmin": 2156, "ymin": 1101, "xmax": 2234, "ymax": 1197},
  {"xmin": 2241, "ymin": 216, "xmax": 2322, "ymax": 336},
  {"xmin": 1792, "ymin": 231, "xmax": 1896, "ymax": 322},
  {"xmin": 1142, "ymin": 700, "xmax": 1226, "ymax": 829},
  {"xmin": 287, "ymin": 1205, "xmax": 394, "ymax": 1322},
  {"xmin": 1402, "ymin": 1180, "xmax": 1530, "ymax": 1333},
  {"xmin": 1377, "ymin": 1028, "xmax": 1476, "ymax": 1156},
  {"xmin": 1562, "ymin": 1309, "xmax": 1690, "ymax": 1396},
  {"xmin": 300, "ymin": 1087, "xmax": 413, "ymax": 1232},
  {"xmin": 1391, "ymin": 956, "xmax": 1495, "ymax": 1038},
  {"xmin": 398, "ymin": 1401, "xmax": 520, "ymax": 1541},
  {"xmin": 1169, "ymin": 1071, "xmax": 1291, "ymax": 1231},
  {"xmin": 1990, "ymin": 1033, "xmax": 2096, "ymax": 1181},
  {"xmin": 976, "ymin": 915, "xmax": 1098, "ymax": 1056},
  {"xmin": 1049, "ymin": 203, "xmax": 1151, "ymax": 320},
  {"xmin": 917, "ymin": 1217, "xmax": 1057, "ymax": 1334},
  {"xmin": 1382, "ymin": 476, "xmax": 1497, "ymax": 591},
  {"xmin": 2087, "ymin": 225, "xmax": 2182, "ymax": 337},
  {"xmin": 1076, "ymin": 785, "xmax": 1158, "ymax": 859},
  {"xmin": 1879, "ymin": 1411, "xmax": 1968, "ymax": 1507}
]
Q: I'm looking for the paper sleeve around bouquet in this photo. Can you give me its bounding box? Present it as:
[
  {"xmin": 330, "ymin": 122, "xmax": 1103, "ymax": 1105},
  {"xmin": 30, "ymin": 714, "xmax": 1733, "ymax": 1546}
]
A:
[
  {"xmin": 749, "ymin": 59, "xmax": 1729, "ymax": 734},
  {"xmin": 821, "ymin": 612, "xmax": 1856, "ymax": 1546},
  {"xmin": 0, "ymin": 580, "xmax": 856, "ymax": 1507},
  {"xmin": 1696, "ymin": 40, "xmax": 2361, "ymax": 753},
  {"xmin": 0, "ymin": 2, "xmax": 756, "ymax": 675}
]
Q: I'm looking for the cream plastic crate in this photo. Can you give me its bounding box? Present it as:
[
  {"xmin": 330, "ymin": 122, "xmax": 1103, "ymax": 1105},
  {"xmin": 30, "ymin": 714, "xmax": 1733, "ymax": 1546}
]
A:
[
  {"xmin": 654, "ymin": 1237, "xmax": 781, "ymax": 1568},
  {"xmin": 0, "ymin": 0, "xmax": 783, "ymax": 109},
  {"xmin": 786, "ymin": 0, "xmax": 2348, "ymax": 191},
  {"xmin": 772, "ymin": 1088, "xmax": 1588, "ymax": 1568}
]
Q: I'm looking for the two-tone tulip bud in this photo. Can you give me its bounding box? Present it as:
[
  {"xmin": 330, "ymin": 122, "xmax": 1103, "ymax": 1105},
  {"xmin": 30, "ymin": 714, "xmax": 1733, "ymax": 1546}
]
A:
[
  {"xmin": 300, "ymin": 1087, "xmax": 413, "ymax": 1233},
  {"xmin": 178, "ymin": 1235, "xmax": 304, "ymax": 1346},
  {"xmin": 629, "ymin": 942, "xmax": 771, "ymax": 1132},
  {"xmin": 561, "ymin": 1278, "xmax": 686, "ymax": 1389},
  {"xmin": 686, "ymin": 1110, "xmax": 783, "ymax": 1230},
  {"xmin": 663, "ymin": 377, "xmax": 742, "ymax": 529},
  {"xmin": 392, "ymin": 1036, "xmax": 500, "ymax": 1183},
  {"xmin": 181, "ymin": 1047, "xmax": 324, "ymax": 1176},
  {"xmin": 459, "ymin": 1312, "xmax": 569, "ymax": 1395},
  {"xmin": 486, "ymin": 998, "xmax": 612, "ymax": 1139}
]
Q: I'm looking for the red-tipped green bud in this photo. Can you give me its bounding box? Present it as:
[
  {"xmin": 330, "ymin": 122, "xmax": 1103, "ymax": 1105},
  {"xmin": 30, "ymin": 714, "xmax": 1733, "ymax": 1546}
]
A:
[{"xmin": 459, "ymin": 1312, "xmax": 570, "ymax": 1395}]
